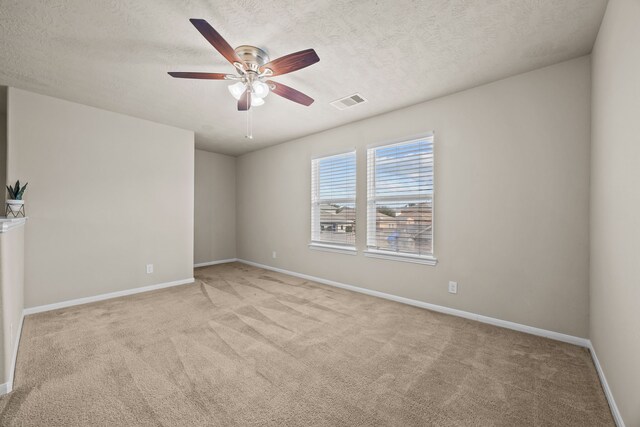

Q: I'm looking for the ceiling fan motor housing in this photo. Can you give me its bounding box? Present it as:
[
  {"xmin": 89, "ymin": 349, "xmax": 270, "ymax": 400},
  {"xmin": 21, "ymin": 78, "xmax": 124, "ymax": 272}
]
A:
[{"xmin": 234, "ymin": 45, "xmax": 270, "ymax": 72}]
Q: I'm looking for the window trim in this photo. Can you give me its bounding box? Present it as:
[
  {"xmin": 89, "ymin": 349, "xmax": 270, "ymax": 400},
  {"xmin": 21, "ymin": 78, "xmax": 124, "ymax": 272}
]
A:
[
  {"xmin": 363, "ymin": 249, "xmax": 437, "ymax": 265},
  {"xmin": 308, "ymin": 242, "xmax": 358, "ymax": 255},
  {"xmin": 366, "ymin": 132, "xmax": 437, "ymax": 264},
  {"xmin": 310, "ymin": 150, "xmax": 357, "ymax": 252},
  {"xmin": 365, "ymin": 131, "xmax": 435, "ymax": 150}
]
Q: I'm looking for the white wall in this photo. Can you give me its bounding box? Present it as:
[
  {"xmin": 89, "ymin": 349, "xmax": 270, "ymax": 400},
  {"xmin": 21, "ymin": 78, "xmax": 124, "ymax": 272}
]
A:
[
  {"xmin": 237, "ymin": 57, "xmax": 592, "ymax": 337},
  {"xmin": 0, "ymin": 224, "xmax": 24, "ymax": 387},
  {"xmin": 590, "ymin": 0, "xmax": 640, "ymax": 425},
  {"xmin": 7, "ymin": 88, "xmax": 194, "ymax": 308},
  {"xmin": 194, "ymin": 149, "xmax": 236, "ymax": 264}
]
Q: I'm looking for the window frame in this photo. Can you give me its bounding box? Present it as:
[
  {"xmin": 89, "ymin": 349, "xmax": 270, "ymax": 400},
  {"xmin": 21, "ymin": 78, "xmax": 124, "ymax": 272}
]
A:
[
  {"xmin": 364, "ymin": 133, "xmax": 437, "ymax": 266},
  {"xmin": 309, "ymin": 150, "xmax": 357, "ymax": 254}
]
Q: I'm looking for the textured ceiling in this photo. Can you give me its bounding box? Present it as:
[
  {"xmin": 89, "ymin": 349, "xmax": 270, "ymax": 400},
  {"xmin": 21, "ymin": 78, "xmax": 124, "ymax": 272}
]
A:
[{"xmin": 0, "ymin": 0, "xmax": 607, "ymax": 155}]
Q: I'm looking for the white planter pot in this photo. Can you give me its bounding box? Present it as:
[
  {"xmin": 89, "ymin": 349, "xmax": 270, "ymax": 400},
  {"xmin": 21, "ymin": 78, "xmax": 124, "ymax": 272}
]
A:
[{"xmin": 6, "ymin": 199, "xmax": 24, "ymax": 215}]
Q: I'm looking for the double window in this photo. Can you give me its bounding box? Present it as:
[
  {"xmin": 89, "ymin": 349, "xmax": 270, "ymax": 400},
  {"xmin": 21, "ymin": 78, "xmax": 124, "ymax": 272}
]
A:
[{"xmin": 310, "ymin": 134, "xmax": 435, "ymax": 264}]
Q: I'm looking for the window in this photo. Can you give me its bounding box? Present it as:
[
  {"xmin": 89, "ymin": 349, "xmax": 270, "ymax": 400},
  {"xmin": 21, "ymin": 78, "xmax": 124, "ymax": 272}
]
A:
[
  {"xmin": 310, "ymin": 151, "xmax": 356, "ymax": 253},
  {"xmin": 366, "ymin": 135, "xmax": 436, "ymax": 264}
]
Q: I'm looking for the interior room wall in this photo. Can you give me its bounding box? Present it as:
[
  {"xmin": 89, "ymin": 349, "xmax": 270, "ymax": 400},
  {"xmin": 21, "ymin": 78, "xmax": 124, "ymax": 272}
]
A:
[
  {"xmin": 590, "ymin": 0, "xmax": 640, "ymax": 425},
  {"xmin": 237, "ymin": 56, "xmax": 592, "ymax": 338},
  {"xmin": 194, "ymin": 149, "xmax": 236, "ymax": 264},
  {"xmin": 6, "ymin": 88, "xmax": 195, "ymax": 308},
  {"xmin": 0, "ymin": 110, "xmax": 6, "ymax": 206},
  {"xmin": 0, "ymin": 225, "xmax": 24, "ymax": 387}
]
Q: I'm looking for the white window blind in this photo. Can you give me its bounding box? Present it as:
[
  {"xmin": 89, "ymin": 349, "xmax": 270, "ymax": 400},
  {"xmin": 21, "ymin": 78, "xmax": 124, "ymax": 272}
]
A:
[
  {"xmin": 367, "ymin": 136, "xmax": 434, "ymax": 260},
  {"xmin": 311, "ymin": 151, "xmax": 356, "ymax": 249}
]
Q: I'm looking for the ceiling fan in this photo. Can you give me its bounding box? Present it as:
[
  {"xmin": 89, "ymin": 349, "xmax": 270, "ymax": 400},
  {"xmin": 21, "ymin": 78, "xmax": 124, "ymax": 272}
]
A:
[{"xmin": 168, "ymin": 19, "xmax": 320, "ymax": 112}]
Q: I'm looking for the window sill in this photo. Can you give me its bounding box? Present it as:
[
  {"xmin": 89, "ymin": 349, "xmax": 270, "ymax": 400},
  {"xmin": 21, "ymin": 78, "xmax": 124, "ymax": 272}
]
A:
[
  {"xmin": 363, "ymin": 249, "xmax": 438, "ymax": 266},
  {"xmin": 308, "ymin": 243, "xmax": 357, "ymax": 256}
]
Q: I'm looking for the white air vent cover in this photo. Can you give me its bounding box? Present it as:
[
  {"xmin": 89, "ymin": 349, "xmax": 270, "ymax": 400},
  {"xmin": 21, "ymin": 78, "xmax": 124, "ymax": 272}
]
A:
[{"xmin": 330, "ymin": 93, "xmax": 367, "ymax": 110}]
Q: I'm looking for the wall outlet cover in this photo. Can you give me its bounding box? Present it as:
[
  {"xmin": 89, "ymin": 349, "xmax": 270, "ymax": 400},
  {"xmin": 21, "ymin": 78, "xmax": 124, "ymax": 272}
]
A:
[
  {"xmin": 448, "ymin": 281, "xmax": 458, "ymax": 294},
  {"xmin": 146, "ymin": 264, "xmax": 154, "ymax": 274}
]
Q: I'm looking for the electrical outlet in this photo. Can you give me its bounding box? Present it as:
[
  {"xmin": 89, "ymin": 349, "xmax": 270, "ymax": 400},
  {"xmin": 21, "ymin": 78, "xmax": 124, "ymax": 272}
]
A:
[
  {"xmin": 272, "ymin": 251, "xmax": 277, "ymax": 259},
  {"xmin": 448, "ymin": 281, "xmax": 458, "ymax": 294},
  {"xmin": 146, "ymin": 264, "xmax": 154, "ymax": 274}
]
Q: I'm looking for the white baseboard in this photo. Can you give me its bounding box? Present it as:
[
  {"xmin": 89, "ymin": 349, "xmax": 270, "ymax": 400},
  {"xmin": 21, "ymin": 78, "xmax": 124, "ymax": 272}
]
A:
[
  {"xmin": 238, "ymin": 259, "xmax": 629, "ymax": 422},
  {"xmin": 194, "ymin": 258, "xmax": 238, "ymax": 268},
  {"xmin": 1, "ymin": 278, "xmax": 195, "ymax": 396},
  {"xmin": 588, "ymin": 341, "xmax": 625, "ymax": 427},
  {"xmin": 237, "ymin": 259, "xmax": 589, "ymax": 347},
  {"xmin": 23, "ymin": 277, "xmax": 195, "ymax": 316},
  {"xmin": 5, "ymin": 260, "xmax": 623, "ymax": 426}
]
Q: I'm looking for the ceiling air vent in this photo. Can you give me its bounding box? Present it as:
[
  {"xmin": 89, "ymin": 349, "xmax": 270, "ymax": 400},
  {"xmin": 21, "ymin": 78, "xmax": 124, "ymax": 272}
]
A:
[{"xmin": 330, "ymin": 93, "xmax": 367, "ymax": 110}]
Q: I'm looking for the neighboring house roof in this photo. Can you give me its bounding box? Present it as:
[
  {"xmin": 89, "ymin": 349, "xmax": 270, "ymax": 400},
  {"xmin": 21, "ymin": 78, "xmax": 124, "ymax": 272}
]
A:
[
  {"xmin": 377, "ymin": 212, "xmax": 394, "ymax": 220},
  {"xmin": 320, "ymin": 204, "xmax": 355, "ymax": 224},
  {"xmin": 397, "ymin": 203, "xmax": 433, "ymax": 223}
]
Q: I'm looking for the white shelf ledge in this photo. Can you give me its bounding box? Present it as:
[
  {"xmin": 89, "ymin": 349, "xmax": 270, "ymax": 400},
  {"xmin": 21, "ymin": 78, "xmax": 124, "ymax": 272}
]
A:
[{"xmin": 0, "ymin": 217, "xmax": 27, "ymax": 233}]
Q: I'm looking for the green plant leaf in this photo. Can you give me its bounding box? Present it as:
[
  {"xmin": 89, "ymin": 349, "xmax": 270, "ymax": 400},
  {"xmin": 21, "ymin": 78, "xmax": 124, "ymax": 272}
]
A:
[
  {"xmin": 11, "ymin": 182, "xmax": 28, "ymax": 200},
  {"xmin": 17, "ymin": 183, "xmax": 28, "ymax": 198}
]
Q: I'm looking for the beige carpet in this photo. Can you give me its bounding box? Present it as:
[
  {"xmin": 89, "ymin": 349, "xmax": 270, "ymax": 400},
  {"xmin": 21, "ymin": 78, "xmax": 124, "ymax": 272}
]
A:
[{"xmin": 0, "ymin": 262, "xmax": 613, "ymax": 426}]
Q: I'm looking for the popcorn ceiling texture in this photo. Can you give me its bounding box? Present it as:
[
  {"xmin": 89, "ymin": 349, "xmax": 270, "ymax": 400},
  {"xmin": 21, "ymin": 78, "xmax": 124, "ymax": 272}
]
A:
[{"xmin": 0, "ymin": 0, "xmax": 606, "ymax": 155}]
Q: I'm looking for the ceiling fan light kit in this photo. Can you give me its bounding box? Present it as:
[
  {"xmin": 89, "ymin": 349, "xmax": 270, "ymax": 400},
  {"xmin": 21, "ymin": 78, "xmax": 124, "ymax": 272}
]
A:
[
  {"xmin": 168, "ymin": 19, "xmax": 320, "ymax": 139},
  {"xmin": 227, "ymin": 80, "xmax": 269, "ymax": 102}
]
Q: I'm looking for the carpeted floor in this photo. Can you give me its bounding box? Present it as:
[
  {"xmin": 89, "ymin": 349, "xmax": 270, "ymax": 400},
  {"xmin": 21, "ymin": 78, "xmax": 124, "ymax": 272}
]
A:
[{"xmin": 0, "ymin": 262, "xmax": 613, "ymax": 426}]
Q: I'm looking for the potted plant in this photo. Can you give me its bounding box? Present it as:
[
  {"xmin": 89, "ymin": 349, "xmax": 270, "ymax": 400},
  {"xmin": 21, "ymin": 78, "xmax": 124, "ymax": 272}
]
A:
[{"xmin": 6, "ymin": 180, "xmax": 28, "ymax": 216}]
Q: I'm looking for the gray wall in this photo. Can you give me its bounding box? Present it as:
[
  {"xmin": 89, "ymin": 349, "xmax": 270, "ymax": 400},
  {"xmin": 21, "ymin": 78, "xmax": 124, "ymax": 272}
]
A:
[
  {"xmin": 237, "ymin": 57, "xmax": 592, "ymax": 338},
  {"xmin": 0, "ymin": 111, "xmax": 6, "ymax": 206},
  {"xmin": 194, "ymin": 149, "xmax": 236, "ymax": 264},
  {"xmin": 7, "ymin": 88, "xmax": 195, "ymax": 308},
  {"xmin": 590, "ymin": 0, "xmax": 640, "ymax": 425}
]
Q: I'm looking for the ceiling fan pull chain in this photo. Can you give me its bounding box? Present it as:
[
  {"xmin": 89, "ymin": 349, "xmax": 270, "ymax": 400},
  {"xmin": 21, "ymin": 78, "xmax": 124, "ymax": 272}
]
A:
[{"xmin": 246, "ymin": 108, "xmax": 253, "ymax": 140}]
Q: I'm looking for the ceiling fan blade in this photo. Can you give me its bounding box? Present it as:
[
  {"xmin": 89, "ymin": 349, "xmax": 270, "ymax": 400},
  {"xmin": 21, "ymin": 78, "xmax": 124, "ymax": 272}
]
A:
[
  {"xmin": 267, "ymin": 80, "xmax": 314, "ymax": 106},
  {"xmin": 238, "ymin": 88, "xmax": 251, "ymax": 111},
  {"xmin": 260, "ymin": 49, "xmax": 319, "ymax": 76},
  {"xmin": 168, "ymin": 72, "xmax": 230, "ymax": 80},
  {"xmin": 189, "ymin": 19, "xmax": 243, "ymax": 66}
]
